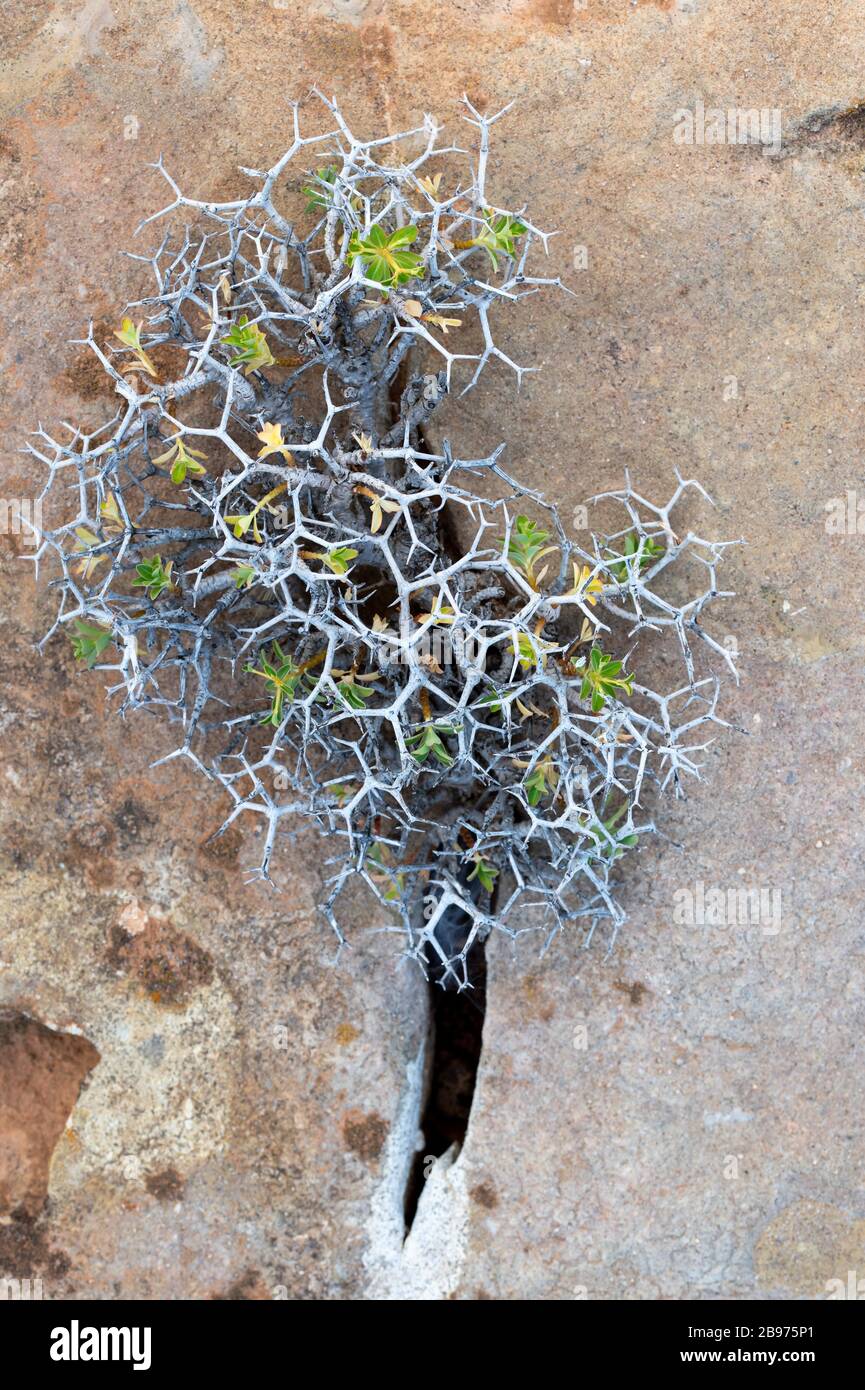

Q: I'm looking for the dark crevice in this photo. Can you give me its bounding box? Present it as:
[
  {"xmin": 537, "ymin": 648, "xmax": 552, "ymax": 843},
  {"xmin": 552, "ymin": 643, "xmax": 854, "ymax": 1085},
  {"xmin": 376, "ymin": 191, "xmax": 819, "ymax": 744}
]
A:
[
  {"xmin": 402, "ymin": 932, "xmax": 487, "ymax": 1236},
  {"xmin": 393, "ymin": 368, "xmax": 489, "ymax": 1237}
]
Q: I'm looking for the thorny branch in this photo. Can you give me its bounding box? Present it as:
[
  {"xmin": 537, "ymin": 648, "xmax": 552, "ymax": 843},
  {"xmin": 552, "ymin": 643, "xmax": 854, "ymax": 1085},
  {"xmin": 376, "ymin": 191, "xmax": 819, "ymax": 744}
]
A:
[{"xmin": 27, "ymin": 92, "xmax": 741, "ymax": 990}]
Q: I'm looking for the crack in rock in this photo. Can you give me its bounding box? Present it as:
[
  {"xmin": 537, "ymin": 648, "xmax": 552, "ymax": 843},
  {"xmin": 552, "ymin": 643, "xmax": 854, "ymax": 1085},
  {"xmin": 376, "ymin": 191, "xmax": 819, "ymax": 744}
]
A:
[{"xmin": 363, "ymin": 1029, "xmax": 470, "ymax": 1301}]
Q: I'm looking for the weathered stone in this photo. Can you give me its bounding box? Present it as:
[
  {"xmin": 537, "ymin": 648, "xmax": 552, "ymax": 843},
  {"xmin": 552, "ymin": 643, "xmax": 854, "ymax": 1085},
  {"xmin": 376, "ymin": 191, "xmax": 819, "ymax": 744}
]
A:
[
  {"xmin": 0, "ymin": 1012, "xmax": 100, "ymax": 1219},
  {"xmin": 0, "ymin": 0, "xmax": 862, "ymax": 1299}
]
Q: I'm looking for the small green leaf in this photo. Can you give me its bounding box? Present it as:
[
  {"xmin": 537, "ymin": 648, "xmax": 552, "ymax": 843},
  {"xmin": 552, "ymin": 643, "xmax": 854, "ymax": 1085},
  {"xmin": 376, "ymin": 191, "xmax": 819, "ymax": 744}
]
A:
[
  {"xmin": 152, "ymin": 435, "xmax": 207, "ymax": 485},
  {"xmin": 328, "ymin": 782, "xmax": 358, "ymax": 805},
  {"xmin": 231, "ymin": 565, "xmax": 256, "ymax": 590},
  {"xmin": 520, "ymin": 756, "xmax": 558, "ymax": 807},
  {"xmin": 407, "ymin": 721, "xmax": 461, "ymax": 768},
  {"xmin": 478, "ymin": 686, "xmax": 506, "ymax": 715},
  {"xmin": 225, "ymin": 511, "xmax": 257, "ymax": 542},
  {"xmin": 302, "ymin": 164, "xmax": 337, "ymax": 212},
  {"xmin": 368, "ymin": 842, "xmax": 407, "ymax": 902},
  {"xmin": 337, "ymin": 678, "xmax": 375, "ymax": 710},
  {"xmin": 69, "ymin": 619, "xmax": 112, "ymax": 668},
  {"xmin": 221, "ymin": 315, "xmax": 275, "ymax": 375},
  {"xmin": 113, "ymin": 317, "xmax": 157, "ymax": 377},
  {"xmin": 608, "ymin": 532, "xmax": 664, "ymax": 584},
  {"xmin": 304, "ymin": 545, "xmax": 358, "ymax": 577},
  {"xmin": 502, "ymin": 514, "xmax": 558, "ymax": 589},
  {"xmin": 466, "ymin": 210, "xmax": 527, "ymax": 269},
  {"xmin": 509, "ymin": 630, "xmax": 557, "ymax": 672},
  {"xmin": 524, "ymin": 768, "xmax": 545, "ymax": 805},
  {"xmin": 347, "ymin": 224, "xmax": 424, "ymax": 289},
  {"xmin": 467, "ymin": 856, "xmax": 498, "ymax": 893},
  {"xmin": 578, "ymin": 647, "xmax": 635, "ymax": 712},
  {"xmin": 582, "ymin": 804, "xmax": 639, "ymax": 862},
  {"xmin": 245, "ymin": 641, "xmax": 301, "ymax": 726},
  {"xmin": 132, "ymin": 554, "xmax": 174, "ymax": 600}
]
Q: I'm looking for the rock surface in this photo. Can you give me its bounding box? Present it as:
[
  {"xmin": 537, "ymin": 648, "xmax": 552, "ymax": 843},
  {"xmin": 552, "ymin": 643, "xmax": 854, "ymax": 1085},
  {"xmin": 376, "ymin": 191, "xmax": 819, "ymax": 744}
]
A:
[{"xmin": 0, "ymin": 0, "xmax": 863, "ymax": 1299}]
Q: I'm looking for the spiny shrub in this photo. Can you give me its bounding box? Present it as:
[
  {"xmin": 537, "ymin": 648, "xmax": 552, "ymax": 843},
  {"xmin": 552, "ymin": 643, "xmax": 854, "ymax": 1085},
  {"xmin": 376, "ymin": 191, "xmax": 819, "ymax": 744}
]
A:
[{"xmin": 28, "ymin": 93, "xmax": 740, "ymax": 989}]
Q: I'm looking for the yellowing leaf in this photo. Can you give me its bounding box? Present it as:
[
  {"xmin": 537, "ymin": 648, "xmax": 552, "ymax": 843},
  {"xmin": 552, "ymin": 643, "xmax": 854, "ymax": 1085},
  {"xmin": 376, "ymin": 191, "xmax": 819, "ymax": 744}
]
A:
[
  {"xmin": 422, "ymin": 312, "xmax": 462, "ymax": 335},
  {"xmin": 354, "ymin": 485, "xmax": 400, "ymax": 534},
  {"xmin": 570, "ymin": 563, "xmax": 604, "ymax": 606},
  {"xmin": 152, "ymin": 435, "xmax": 208, "ymax": 485},
  {"xmin": 256, "ymin": 422, "xmax": 293, "ymax": 463},
  {"xmin": 221, "ymin": 315, "xmax": 275, "ymax": 375},
  {"xmin": 99, "ymin": 493, "xmax": 127, "ymax": 532},
  {"xmin": 515, "ymin": 697, "xmax": 546, "ymax": 722},
  {"xmin": 302, "ymin": 545, "xmax": 358, "ymax": 577},
  {"xmin": 224, "ymin": 482, "xmax": 287, "ymax": 544},
  {"xmin": 415, "ymin": 599, "xmax": 456, "ymax": 627},
  {"xmin": 420, "ymin": 173, "xmax": 444, "ymax": 198},
  {"xmin": 509, "ymin": 630, "xmax": 557, "ymax": 671},
  {"xmin": 72, "ymin": 526, "xmax": 107, "ymax": 579},
  {"xmin": 114, "ymin": 318, "xmax": 157, "ymax": 378},
  {"xmin": 225, "ymin": 511, "xmax": 260, "ymax": 542}
]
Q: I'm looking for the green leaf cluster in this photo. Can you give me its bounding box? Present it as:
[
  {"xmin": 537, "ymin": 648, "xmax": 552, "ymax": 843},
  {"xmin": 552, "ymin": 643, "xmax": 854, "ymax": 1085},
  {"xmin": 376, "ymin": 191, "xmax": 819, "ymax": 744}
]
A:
[
  {"xmin": 578, "ymin": 647, "xmax": 635, "ymax": 713},
  {"xmin": 132, "ymin": 555, "xmax": 174, "ymax": 600},
  {"xmin": 69, "ymin": 619, "xmax": 112, "ymax": 668},
  {"xmin": 347, "ymin": 225, "xmax": 423, "ymax": 288}
]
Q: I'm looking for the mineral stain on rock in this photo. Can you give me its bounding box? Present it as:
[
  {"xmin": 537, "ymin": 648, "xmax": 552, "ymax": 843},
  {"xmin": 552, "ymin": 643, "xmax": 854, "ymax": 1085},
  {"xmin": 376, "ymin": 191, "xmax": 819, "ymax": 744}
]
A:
[
  {"xmin": 145, "ymin": 1167, "xmax": 185, "ymax": 1202},
  {"xmin": 112, "ymin": 796, "xmax": 156, "ymax": 850},
  {"xmin": 753, "ymin": 1200, "xmax": 865, "ymax": 1297},
  {"xmin": 0, "ymin": 1010, "xmax": 100, "ymax": 1219},
  {"xmin": 198, "ymin": 823, "xmax": 243, "ymax": 866},
  {"xmin": 60, "ymin": 325, "xmax": 118, "ymax": 401},
  {"xmin": 470, "ymin": 1180, "xmax": 499, "ymax": 1210},
  {"xmin": 614, "ymin": 979, "xmax": 649, "ymax": 1006},
  {"xmin": 105, "ymin": 916, "xmax": 214, "ymax": 1006},
  {"xmin": 0, "ymin": 1208, "xmax": 72, "ymax": 1282},
  {"xmin": 209, "ymin": 1268, "xmax": 272, "ymax": 1300},
  {"xmin": 342, "ymin": 1110, "xmax": 389, "ymax": 1163},
  {"xmin": 522, "ymin": 973, "xmax": 556, "ymax": 1023},
  {"xmin": 530, "ymin": 0, "xmax": 578, "ymax": 27},
  {"xmin": 63, "ymin": 816, "xmax": 116, "ymax": 889}
]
